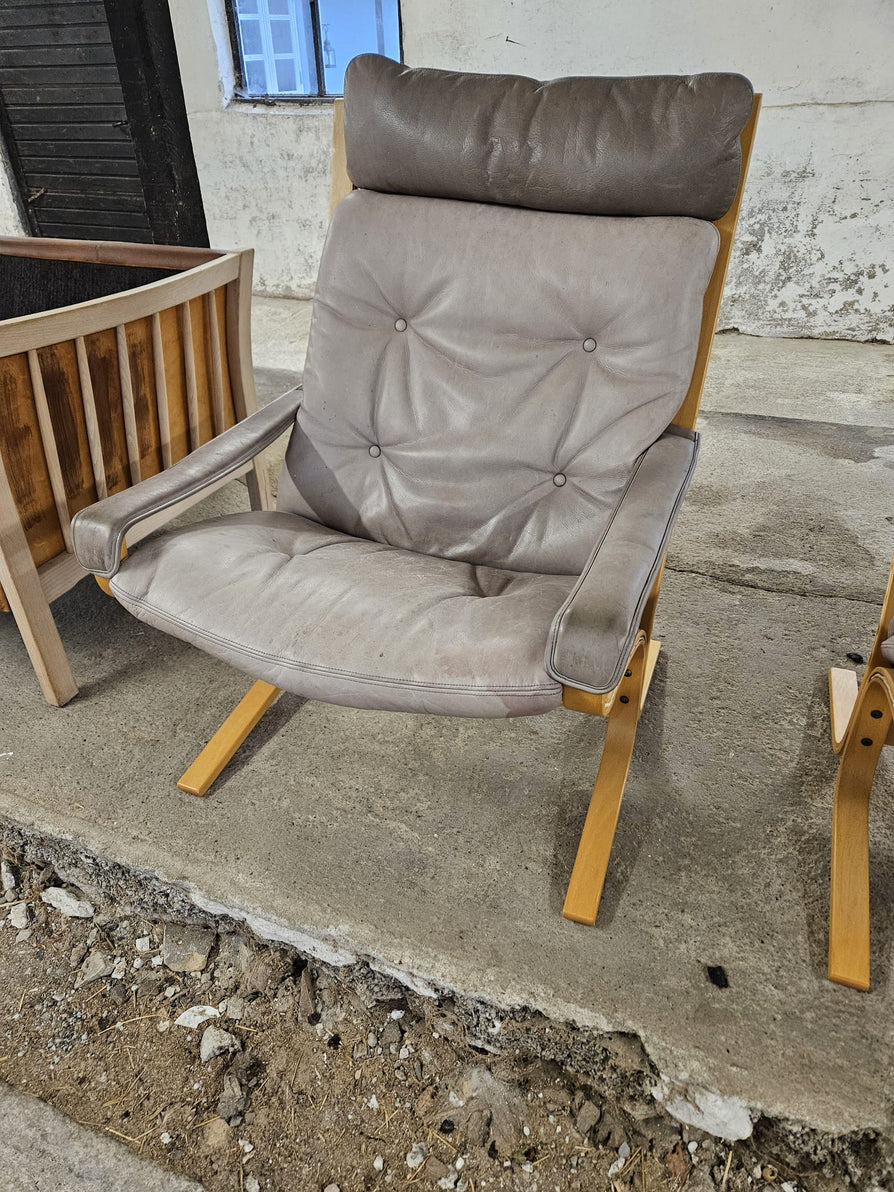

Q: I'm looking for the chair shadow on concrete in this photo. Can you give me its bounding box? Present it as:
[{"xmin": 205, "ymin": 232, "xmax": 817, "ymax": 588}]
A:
[{"xmin": 210, "ymin": 693, "xmax": 308, "ymax": 793}]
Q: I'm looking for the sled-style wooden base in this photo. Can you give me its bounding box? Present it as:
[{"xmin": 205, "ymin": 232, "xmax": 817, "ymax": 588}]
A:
[
  {"xmin": 178, "ymin": 680, "xmax": 282, "ymax": 796},
  {"xmin": 827, "ymin": 667, "xmax": 894, "ymax": 990},
  {"xmin": 827, "ymin": 551, "xmax": 894, "ymax": 990},
  {"xmin": 829, "ymin": 667, "xmax": 860, "ymax": 755},
  {"xmin": 175, "ymin": 634, "xmax": 663, "ymax": 928},
  {"xmin": 562, "ymin": 634, "xmax": 657, "ymax": 925}
]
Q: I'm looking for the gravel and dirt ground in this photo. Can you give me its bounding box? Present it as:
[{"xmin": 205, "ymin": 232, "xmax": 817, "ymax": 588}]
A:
[{"xmin": 0, "ymin": 846, "xmax": 849, "ymax": 1192}]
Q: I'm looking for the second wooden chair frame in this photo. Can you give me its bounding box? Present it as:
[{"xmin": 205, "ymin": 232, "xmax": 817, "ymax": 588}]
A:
[
  {"xmin": 827, "ymin": 559, "xmax": 894, "ymax": 990},
  {"xmin": 0, "ymin": 240, "xmax": 271, "ymax": 707}
]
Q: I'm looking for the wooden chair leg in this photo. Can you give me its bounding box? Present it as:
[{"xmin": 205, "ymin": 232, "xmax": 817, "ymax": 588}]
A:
[
  {"xmin": 0, "ymin": 569, "xmax": 78, "ymax": 707},
  {"xmin": 177, "ymin": 679, "xmax": 281, "ymax": 796},
  {"xmin": 0, "ymin": 461, "xmax": 78, "ymax": 707},
  {"xmin": 563, "ymin": 636, "xmax": 647, "ymax": 925},
  {"xmin": 828, "ymin": 671, "xmax": 893, "ymax": 990}
]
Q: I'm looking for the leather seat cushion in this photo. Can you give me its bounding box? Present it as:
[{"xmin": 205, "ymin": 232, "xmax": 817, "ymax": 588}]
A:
[{"xmin": 109, "ymin": 511, "xmax": 577, "ymax": 717}]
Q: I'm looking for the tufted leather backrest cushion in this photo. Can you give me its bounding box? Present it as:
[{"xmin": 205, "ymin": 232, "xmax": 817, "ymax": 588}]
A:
[
  {"xmin": 344, "ymin": 55, "xmax": 754, "ymax": 220},
  {"xmin": 278, "ymin": 190, "xmax": 718, "ymax": 575}
]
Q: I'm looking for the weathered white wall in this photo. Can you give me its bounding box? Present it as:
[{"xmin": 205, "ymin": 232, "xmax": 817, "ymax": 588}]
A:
[
  {"xmin": 404, "ymin": 1, "xmax": 894, "ymax": 341},
  {"xmin": 168, "ymin": 0, "xmax": 332, "ymax": 299},
  {"xmin": 0, "ymin": 141, "xmax": 26, "ymax": 237},
  {"xmin": 133, "ymin": 3, "xmax": 894, "ymax": 339}
]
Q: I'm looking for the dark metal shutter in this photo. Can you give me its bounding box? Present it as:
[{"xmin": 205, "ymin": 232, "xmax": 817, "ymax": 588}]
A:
[{"xmin": 0, "ymin": 0, "xmax": 208, "ymax": 246}]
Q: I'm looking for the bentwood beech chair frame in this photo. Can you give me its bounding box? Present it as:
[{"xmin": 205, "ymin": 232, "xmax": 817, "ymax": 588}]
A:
[
  {"xmin": 827, "ymin": 556, "xmax": 894, "ymax": 989},
  {"xmin": 71, "ymin": 56, "xmax": 760, "ymax": 926}
]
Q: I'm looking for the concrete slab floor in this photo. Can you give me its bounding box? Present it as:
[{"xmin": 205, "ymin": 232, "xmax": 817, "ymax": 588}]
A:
[
  {"xmin": 0, "ymin": 1081, "xmax": 203, "ymax": 1192},
  {"xmin": 1, "ymin": 327, "xmax": 893, "ymax": 1151}
]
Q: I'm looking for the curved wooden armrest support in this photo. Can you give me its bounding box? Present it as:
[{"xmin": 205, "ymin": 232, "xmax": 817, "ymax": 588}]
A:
[
  {"xmin": 562, "ymin": 637, "xmax": 661, "ymax": 720},
  {"xmin": 562, "ymin": 631, "xmax": 652, "ymax": 925},
  {"xmin": 828, "ymin": 667, "xmax": 894, "ymax": 990}
]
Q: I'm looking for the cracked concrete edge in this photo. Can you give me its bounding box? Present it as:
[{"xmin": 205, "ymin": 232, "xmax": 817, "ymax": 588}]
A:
[
  {"xmin": 190, "ymin": 894, "xmax": 761, "ymax": 1138},
  {"xmin": 179, "ymin": 881, "xmax": 760, "ymax": 1141},
  {"xmin": 2, "ymin": 814, "xmax": 892, "ymax": 1188}
]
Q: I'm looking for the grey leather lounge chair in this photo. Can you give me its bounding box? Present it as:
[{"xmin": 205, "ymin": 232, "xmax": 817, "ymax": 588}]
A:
[{"xmin": 72, "ymin": 55, "xmax": 759, "ymax": 926}]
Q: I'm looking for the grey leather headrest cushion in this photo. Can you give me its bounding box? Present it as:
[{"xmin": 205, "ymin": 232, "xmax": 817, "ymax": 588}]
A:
[{"xmin": 344, "ymin": 55, "xmax": 754, "ymax": 220}]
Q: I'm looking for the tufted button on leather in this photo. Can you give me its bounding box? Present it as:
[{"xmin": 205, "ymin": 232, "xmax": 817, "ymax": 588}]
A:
[
  {"xmin": 394, "ymin": 318, "xmax": 407, "ymax": 332},
  {"xmin": 368, "ymin": 444, "xmax": 381, "ymax": 458},
  {"xmin": 582, "ymin": 338, "xmax": 597, "ymax": 352},
  {"xmin": 553, "ymin": 473, "xmax": 566, "ymax": 487}
]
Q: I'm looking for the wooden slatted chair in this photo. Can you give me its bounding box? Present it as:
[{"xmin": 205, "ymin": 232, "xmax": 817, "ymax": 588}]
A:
[
  {"xmin": 827, "ymin": 556, "xmax": 894, "ymax": 989},
  {"xmin": 71, "ymin": 56, "xmax": 759, "ymax": 925},
  {"xmin": 0, "ymin": 239, "xmax": 273, "ymax": 706}
]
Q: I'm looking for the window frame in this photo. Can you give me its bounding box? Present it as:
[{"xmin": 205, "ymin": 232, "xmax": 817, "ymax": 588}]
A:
[{"xmin": 225, "ymin": 0, "xmax": 403, "ymax": 104}]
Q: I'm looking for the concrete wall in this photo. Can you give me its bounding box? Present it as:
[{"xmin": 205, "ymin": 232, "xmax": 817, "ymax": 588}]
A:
[
  {"xmin": 168, "ymin": 0, "xmax": 333, "ymax": 301},
  {"xmin": 0, "ymin": 2, "xmax": 888, "ymax": 340},
  {"xmin": 175, "ymin": 0, "xmax": 894, "ymax": 341},
  {"xmin": 403, "ymin": 1, "xmax": 894, "ymax": 341}
]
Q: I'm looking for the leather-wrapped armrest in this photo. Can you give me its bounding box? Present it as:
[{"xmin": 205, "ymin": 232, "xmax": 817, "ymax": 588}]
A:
[
  {"xmin": 71, "ymin": 386, "xmax": 301, "ymax": 579},
  {"xmin": 545, "ymin": 427, "xmax": 699, "ymax": 694}
]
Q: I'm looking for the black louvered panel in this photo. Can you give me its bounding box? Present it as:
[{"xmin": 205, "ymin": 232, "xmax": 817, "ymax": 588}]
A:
[
  {"xmin": 4, "ymin": 84, "xmax": 125, "ymax": 101},
  {"xmin": 0, "ymin": 3, "xmax": 107, "ymax": 27},
  {"xmin": 0, "ymin": 0, "xmax": 152, "ymax": 241},
  {"xmin": 37, "ymin": 189, "xmax": 145, "ymax": 211},
  {"xmin": 12, "ymin": 138, "xmax": 135, "ymax": 158},
  {"xmin": 0, "ymin": 255, "xmax": 174, "ymax": 320},
  {"xmin": 7, "ymin": 120, "xmax": 131, "ymax": 139},
  {"xmin": 2, "ymin": 20, "xmax": 109, "ymax": 45}
]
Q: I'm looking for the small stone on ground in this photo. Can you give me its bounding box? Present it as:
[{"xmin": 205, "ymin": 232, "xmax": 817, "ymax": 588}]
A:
[
  {"xmin": 162, "ymin": 924, "xmax": 215, "ymax": 973},
  {"xmin": 40, "ymin": 886, "xmax": 94, "ymax": 918},
  {"xmin": 200, "ymin": 1025, "xmax": 239, "ymax": 1063}
]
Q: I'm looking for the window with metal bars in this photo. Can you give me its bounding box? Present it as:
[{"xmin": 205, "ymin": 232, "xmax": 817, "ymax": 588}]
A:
[{"xmin": 230, "ymin": 0, "xmax": 401, "ymax": 99}]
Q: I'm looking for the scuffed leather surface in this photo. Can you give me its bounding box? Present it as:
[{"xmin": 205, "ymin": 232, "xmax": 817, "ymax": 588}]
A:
[
  {"xmin": 71, "ymin": 388, "xmax": 301, "ymax": 578},
  {"xmin": 279, "ymin": 190, "xmax": 717, "ymax": 576},
  {"xmin": 345, "ymin": 55, "xmax": 753, "ymax": 220},
  {"xmin": 882, "ymin": 630, "xmax": 894, "ymax": 664},
  {"xmin": 109, "ymin": 511, "xmax": 574, "ymax": 717},
  {"xmin": 546, "ymin": 429, "xmax": 698, "ymax": 693}
]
